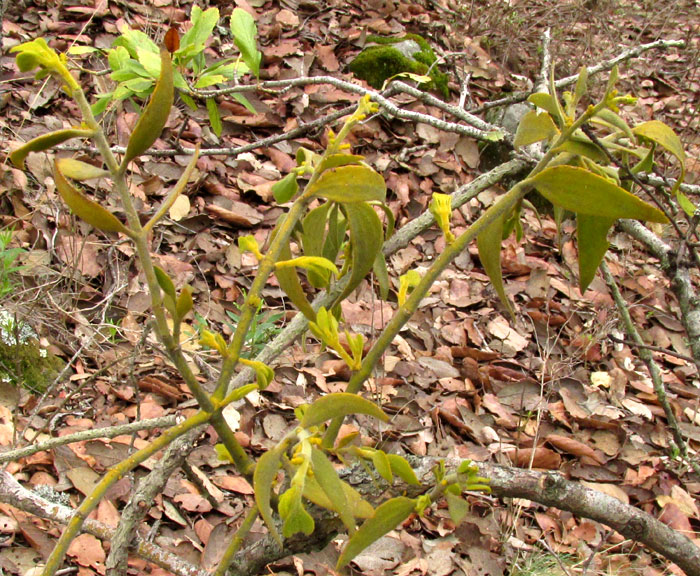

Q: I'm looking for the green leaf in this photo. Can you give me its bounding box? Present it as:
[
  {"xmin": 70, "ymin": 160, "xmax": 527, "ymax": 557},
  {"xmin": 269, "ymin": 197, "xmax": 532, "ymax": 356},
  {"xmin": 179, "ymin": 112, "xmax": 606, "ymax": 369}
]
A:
[
  {"xmin": 316, "ymin": 154, "xmax": 365, "ymax": 174},
  {"xmin": 274, "ymin": 236, "xmax": 315, "ymax": 321},
  {"xmin": 676, "ymin": 192, "xmax": 696, "ymax": 217},
  {"xmin": 276, "ymin": 256, "xmax": 339, "ymax": 278},
  {"xmin": 108, "ymin": 46, "xmax": 130, "ymax": 71},
  {"xmin": 310, "ymin": 447, "xmax": 355, "ymax": 533},
  {"xmin": 445, "ymin": 490, "xmax": 469, "ymax": 526},
  {"xmin": 176, "ymin": 284, "xmax": 194, "ymax": 318},
  {"xmin": 302, "ymin": 202, "xmax": 333, "ymax": 288},
  {"xmin": 154, "ymin": 265, "xmax": 176, "ymax": 300},
  {"xmin": 254, "ymin": 444, "xmax": 285, "ymax": 547},
  {"xmin": 10, "ymin": 128, "xmax": 94, "ymax": 170},
  {"xmin": 178, "ymin": 6, "xmax": 219, "ymax": 56},
  {"xmin": 337, "ymin": 496, "xmax": 415, "ymax": 569},
  {"xmin": 527, "ymin": 93, "xmax": 560, "ymax": 118},
  {"xmin": 371, "ymin": 450, "xmax": 393, "ymax": 483},
  {"xmin": 114, "ymin": 25, "xmax": 159, "ymax": 58},
  {"xmin": 477, "ymin": 214, "xmax": 514, "ymax": 319},
  {"xmin": 633, "ymin": 120, "xmax": 686, "ymax": 194},
  {"xmin": 513, "ymin": 110, "xmax": 559, "ymax": 148},
  {"xmin": 54, "ymin": 161, "xmax": 131, "ymax": 235},
  {"xmin": 301, "ymin": 392, "xmax": 389, "ymax": 429},
  {"xmin": 232, "ymin": 93, "xmax": 257, "ymax": 114},
  {"xmin": 334, "ymin": 202, "xmax": 384, "ymax": 304},
  {"xmin": 272, "ymin": 173, "xmax": 299, "ymax": 204},
  {"xmin": 553, "ymin": 138, "xmax": 608, "ymax": 163},
  {"xmin": 387, "ymin": 454, "xmax": 420, "ymax": 486},
  {"xmin": 136, "ymin": 47, "xmax": 162, "ymax": 78},
  {"xmin": 373, "ymin": 252, "xmax": 391, "ymax": 301},
  {"xmin": 206, "ymin": 98, "xmax": 223, "ymax": 138},
  {"xmin": 577, "ymin": 215, "xmax": 613, "ymax": 293},
  {"xmin": 303, "ymin": 475, "xmax": 374, "ymax": 519},
  {"xmin": 240, "ymin": 358, "xmax": 275, "ymax": 389},
  {"xmin": 230, "ymin": 8, "xmax": 261, "ymax": 78},
  {"xmin": 278, "ymin": 485, "xmax": 315, "ymax": 538},
  {"xmin": 56, "ymin": 158, "xmax": 109, "ymax": 181},
  {"xmin": 121, "ymin": 47, "xmax": 174, "ymax": 168},
  {"xmin": 309, "ymin": 165, "xmax": 386, "ymax": 203},
  {"xmin": 593, "ymin": 108, "xmax": 634, "ymax": 140},
  {"xmin": 530, "ymin": 166, "xmax": 668, "ymax": 223},
  {"xmin": 67, "ymin": 45, "xmax": 99, "ymax": 55}
]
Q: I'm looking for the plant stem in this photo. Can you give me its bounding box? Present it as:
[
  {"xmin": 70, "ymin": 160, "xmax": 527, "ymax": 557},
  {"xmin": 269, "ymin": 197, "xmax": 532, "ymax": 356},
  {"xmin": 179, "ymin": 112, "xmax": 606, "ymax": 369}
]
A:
[
  {"xmin": 42, "ymin": 409, "xmax": 212, "ymax": 576},
  {"xmin": 213, "ymin": 506, "xmax": 259, "ymax": 576}
]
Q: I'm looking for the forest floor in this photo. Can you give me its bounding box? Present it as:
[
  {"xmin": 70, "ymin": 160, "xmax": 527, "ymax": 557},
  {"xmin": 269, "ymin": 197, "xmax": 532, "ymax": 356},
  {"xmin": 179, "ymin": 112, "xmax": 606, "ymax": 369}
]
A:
[{"xmin": 0, "ymin": 0, "xmax": 698, "ymax": 575}]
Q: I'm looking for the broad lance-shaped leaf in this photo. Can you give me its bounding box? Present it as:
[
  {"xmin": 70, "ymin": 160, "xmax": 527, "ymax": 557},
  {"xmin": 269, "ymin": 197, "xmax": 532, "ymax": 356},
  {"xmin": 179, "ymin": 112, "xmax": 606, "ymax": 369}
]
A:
[
  {"xmin": 513, "ymin": 110, "xmax": 559, "ymax": 148},
  {"xmin": 302, "ymin": 202, "xmax": 333, "ymax": 288},
  {"xmin": 334, "ymin": 202, "xmax": 384, "ymax": 304},
  {"xmin": 301, "ymin": 392, "xmax": 388, "ymax": 429},
  {"xmin": 477, "ymin": 214, "xmax": 514, "ymax": 320},
  {"xmin": 310, "ymin": 447, "xmax": 355, "ymax": 533},
  {"xmin": 54, "ymin": 161, "xmax": 131, "ymax": 235},
  {"xmin": 633, "ymin": 120, "xmax": 686, "ymax": 198},
  {"xmin": 231, "ymin": 7, "xmax": 261, "ymax": 77},
  {"xmin": 275, "ymin": 237, "xmax": 316, "ymax": 321},
  {"xmin": 56, "ymin": 158, "xmax": 109, "ymax": 180},
  {"xmin": 577, "ymin": 215, "xmax": 614, "ymax": 293},
  {"xmin": 309, "ymin": 165, "xmax": 386, "ymax": 203},
  {"xmin": 530, "ymin": 166, "xmax": 668, "ymax": 223},
  {"xmin": 387, "ymin": 454, "xmax": 420, "ymax": 486},
  {"xmin": 253, "ymin": 444, "xmax": 285, "ymax": 547},
  {"xmin": 11, "ymin": 128, "xmax": 94, "ymax": 170},
  {"xmin": 303, "ymin": 475, "xmax": 374, "ymax": 519},
  {"xmin": 121, "ymin": 46, "xmax": 174, "ymax": 169},
  {"xmin": 337, "ymin": 496, "xmax": 415, "ymax": 569}
]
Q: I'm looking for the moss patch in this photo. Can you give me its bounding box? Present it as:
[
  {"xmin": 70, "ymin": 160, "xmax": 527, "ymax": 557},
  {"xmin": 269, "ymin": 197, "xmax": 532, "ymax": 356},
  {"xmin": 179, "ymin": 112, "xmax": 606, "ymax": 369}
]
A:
[
  {"xmin": 349, "ymin": 34, "xmax": 449, "ymax": 99},
  {"xmin": 0, "ymin": 313, "xmax": 64, "ymax": 394}
]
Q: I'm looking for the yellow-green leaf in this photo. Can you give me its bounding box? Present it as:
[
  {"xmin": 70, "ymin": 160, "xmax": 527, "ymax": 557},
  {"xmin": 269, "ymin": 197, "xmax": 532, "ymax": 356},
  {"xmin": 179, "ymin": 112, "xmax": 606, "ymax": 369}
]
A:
[
  {"xmin": 278, "ymin": 485, "xmax": 315, "ymax": 538},
  {"xmin": 121, "ymin": 46, "xmax": 174, "ymax": 168},
  {"xmin": 240, "ymin": 358, "xmax": 274, "ymax": 389},
  {"xmin": 272, "ymin": 172, "xmax": 299, "ymax": 204},
  {"xmin": 593, "ymin": 108, "xmax": 634, "ymax": 140},
  {"xmin": 633, "ymin": 120, "xmax": 686, "ymax": 194},
  {"xmin": 310, "ymin": 447, "xmax": 355, "ymax": 533},
  {"xmin": 56, "ymin": 158, "xmax": 109, "ymax": 180},
  {"xmin": 302, "ymin": 202, "xmax": 333, "ymax": 288},
  {"xmin": 527, "ymin": 93, "xmax": 560, "ymax": 117},
  {"xmin": 477, "ymin": 214, "xmax": 514, "ymax": 319},
  {"xmin": 387, "ymin": 454, "xmax": 420, "ymax": 486},
  {"xmin": 154, "ymin": 265, "xmax": 176, "ymax": 300},
  {"xmin": 11, "ymin": 128, "xmax": 94, "ymax": 169},
  {"xmin": 254, "ymin": 444, "xmax": 285, "ymax": 547},
  {"xmin": 530, "ymin": 166, "xmax": 668, "ymax": 223},
  {"xmin": 276, "ymin": 256, "xmax": 339, "ymax": 277},
  {"xmin": 309, "ymin": 165, "xmax": 386, "ymax": 203},
  {"xmin": 300, "ymin": 392, "xmax": 388, "ymax": 429},
  {"xmin": 54, "ymin": 161, "xmax": 130, "ymax": 235},
  {"xmin": 334, "ymin": 202, "xmax": 384, "ymax": 304},
  {"xmin": 577, "ymin": 215, "xmax": 613, "ymax": 293},
  {"xmin": 337, "ymin": 496, "xmax": 415, "ymax": 569},
  {"xmin": 206, "ymin": 98, "xmax": 222, "ymax": 138},
  {"xmin": 371, "ymin": 450, "xmax": 393, "ymax": 483},
  {"xmin": 176, "ymin": 284, "xmax": 193, "ymax": 318},
  {"xmin": 677, "ymin": 192, "xmax": 696, "ymax": 218},
  {"xmin": 274, "ymin": 236, "xmax": 316, "ymax": 321},
  {"xmin": 303, "ymin": 475, "xmax": 374, "ymax": 519},
  {"xmin": 513, "ymin": 110, "xmax": 559, "ymax": 148},
  {"xmin": 445, "ymin": 490, "xmax": 469, "ymax": 525},
  {"xmin": 316, "ymin": 154, "xmax": 365, "ymax": 175}
]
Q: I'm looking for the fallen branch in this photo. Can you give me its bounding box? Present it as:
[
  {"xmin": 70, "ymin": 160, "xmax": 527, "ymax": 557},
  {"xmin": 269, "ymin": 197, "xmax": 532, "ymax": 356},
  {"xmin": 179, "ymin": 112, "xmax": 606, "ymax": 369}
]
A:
[{"xmin": 0, "ymin": 416, "xmax": 178, "ymax": 464}]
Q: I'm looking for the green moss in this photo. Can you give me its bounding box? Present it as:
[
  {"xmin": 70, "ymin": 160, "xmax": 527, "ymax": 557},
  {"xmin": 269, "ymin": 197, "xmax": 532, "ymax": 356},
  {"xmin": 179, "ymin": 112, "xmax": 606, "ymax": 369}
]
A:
[
  {"xmin": 349, "ymin": 34, "xmax": 449, "ymax": 99},
  {"xmin": 0, "ymin": 314, "xmax": 64, "ymax": 394}
]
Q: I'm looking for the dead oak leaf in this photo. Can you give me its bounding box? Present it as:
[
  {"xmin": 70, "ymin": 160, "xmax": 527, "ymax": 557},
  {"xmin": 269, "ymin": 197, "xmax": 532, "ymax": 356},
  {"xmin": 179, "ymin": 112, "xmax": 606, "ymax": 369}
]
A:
[{"xmin": 67, "ymin": 533, "xmax": 105, "ymax": 568}]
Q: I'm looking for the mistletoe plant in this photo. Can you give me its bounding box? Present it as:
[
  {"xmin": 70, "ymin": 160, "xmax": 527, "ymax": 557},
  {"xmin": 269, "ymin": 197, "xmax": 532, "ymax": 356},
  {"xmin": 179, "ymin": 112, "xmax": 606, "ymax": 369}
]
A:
[{"xmin": 8, "ymin": 28, "xmax": 684, "ymax": 576}]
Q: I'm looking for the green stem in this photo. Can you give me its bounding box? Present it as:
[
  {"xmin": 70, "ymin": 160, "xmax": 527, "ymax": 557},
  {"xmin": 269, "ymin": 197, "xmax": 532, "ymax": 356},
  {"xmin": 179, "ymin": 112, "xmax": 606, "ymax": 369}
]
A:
[
  {"xmin": 42, "ymin": 410, "xmax": 212, "ymax": 576},
  {"xmin": 72, "ymin": 85, "xmax": 254, "ymax": 478},
  {"xmin": 213, "ymin": 506, "xmax": 259, "ymax": 576}
]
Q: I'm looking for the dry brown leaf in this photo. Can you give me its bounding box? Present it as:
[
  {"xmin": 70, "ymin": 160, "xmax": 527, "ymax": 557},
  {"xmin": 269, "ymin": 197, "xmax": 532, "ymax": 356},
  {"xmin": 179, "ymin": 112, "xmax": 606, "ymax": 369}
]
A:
[{"xmin": 67, "ymin": 533, "xmax": 106, "ymax": 568}]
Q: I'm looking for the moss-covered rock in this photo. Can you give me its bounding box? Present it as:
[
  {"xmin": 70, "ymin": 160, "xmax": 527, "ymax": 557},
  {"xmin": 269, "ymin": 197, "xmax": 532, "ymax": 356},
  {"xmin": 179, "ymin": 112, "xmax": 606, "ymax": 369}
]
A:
[{"xmin": 349, "ymin": 34, "xmax": 449, "ymax": 99}]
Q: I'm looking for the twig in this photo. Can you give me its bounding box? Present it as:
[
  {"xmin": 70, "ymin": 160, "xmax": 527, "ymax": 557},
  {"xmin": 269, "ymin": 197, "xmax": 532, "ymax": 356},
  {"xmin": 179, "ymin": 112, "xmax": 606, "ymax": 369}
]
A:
[
  {"xmin": 618, "ymin": 219, "xmax": 700, "ymax": 364},
  {"xmin": 601, "ymin": 261, "xmax": 700, "ymax": 476},
  {"xmin": 0, "ymin": 416, "xmax": 178, "ymax": 464},
  {"xmin": 473, "ymin": 38, "xmax": 686, "ymax": 113},
  {"xmin": 607, "ymin": 333, "xmax": 700, "ymax": 368}
]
